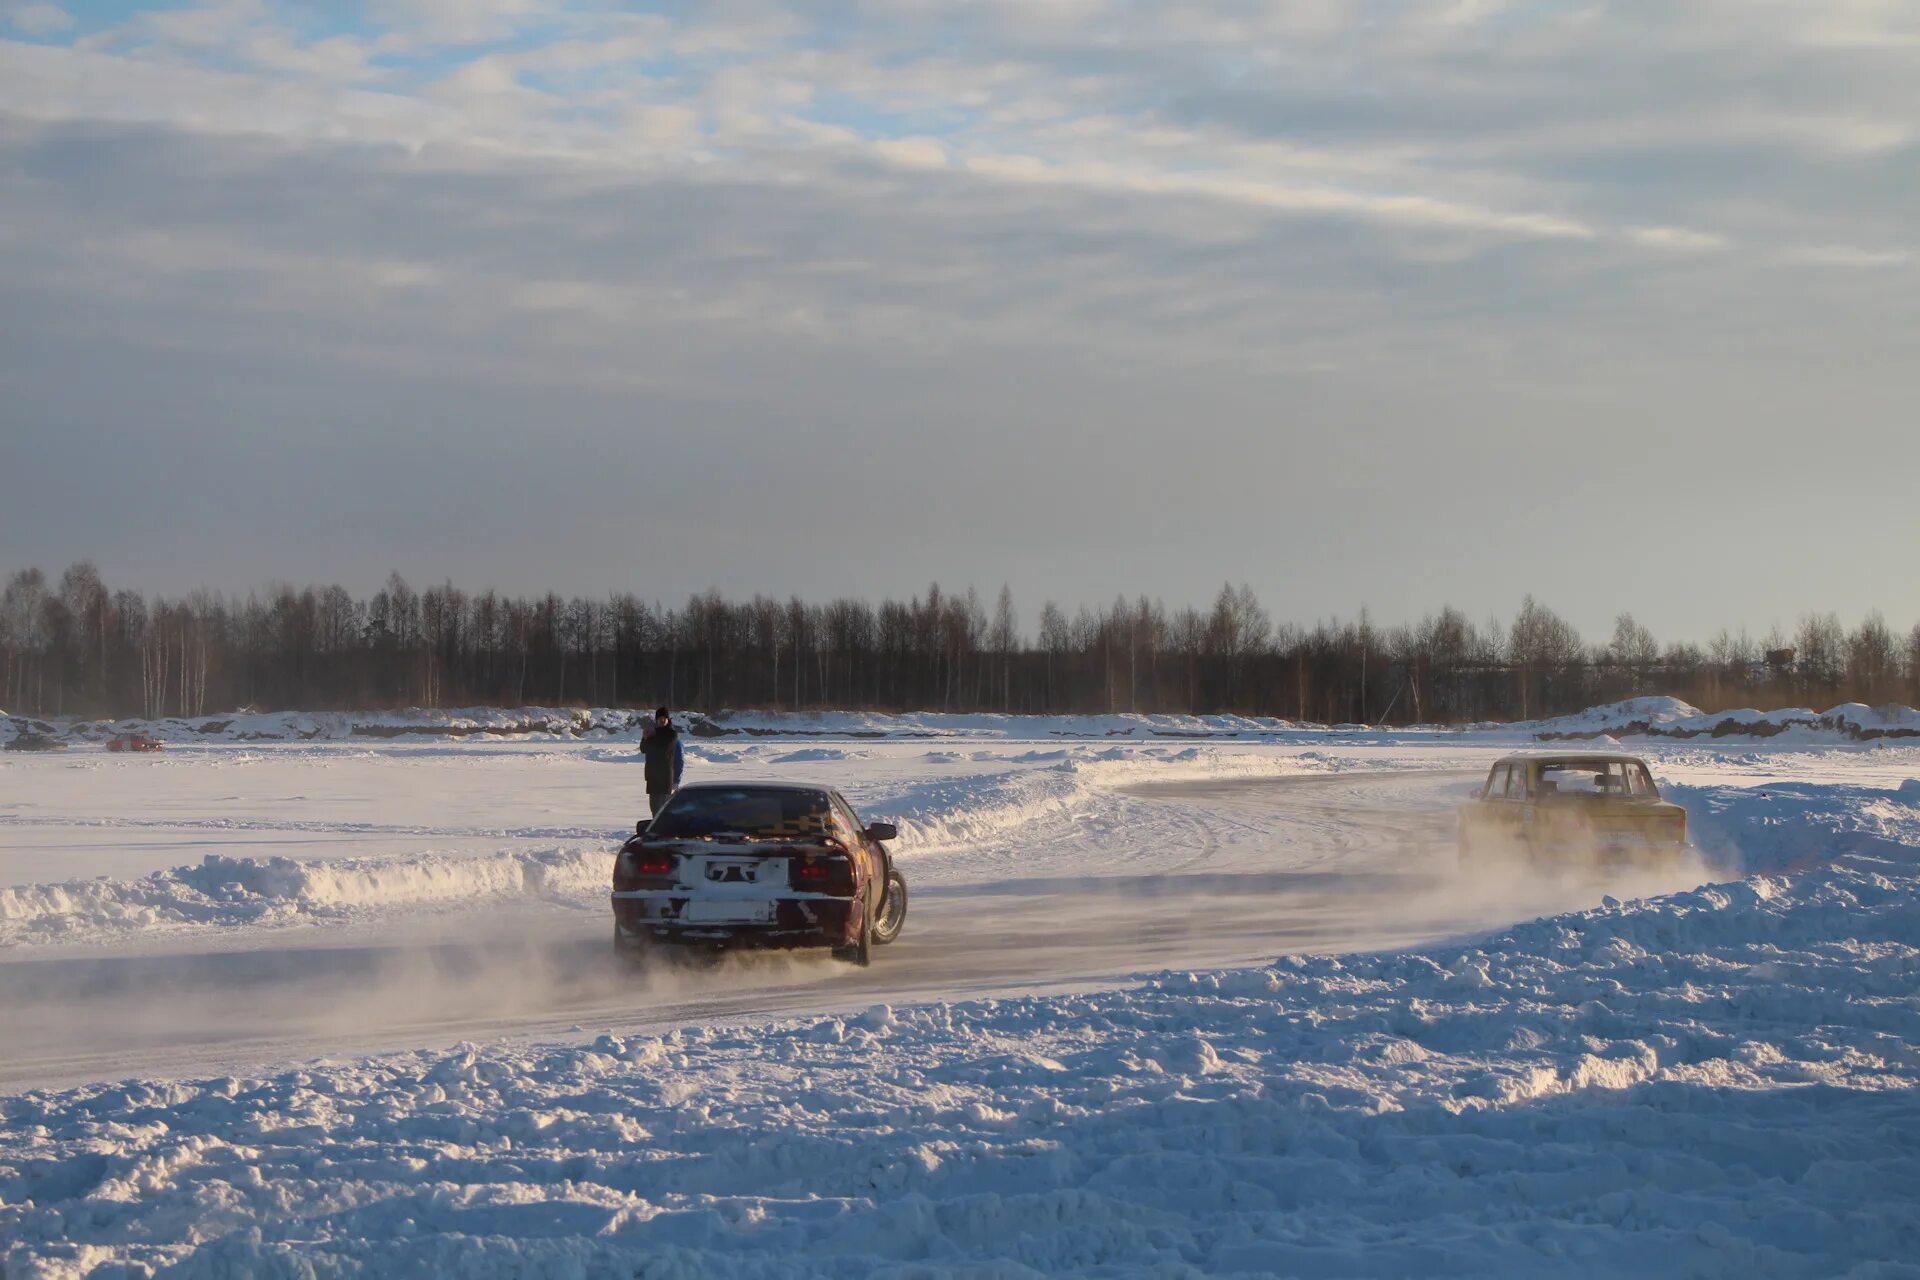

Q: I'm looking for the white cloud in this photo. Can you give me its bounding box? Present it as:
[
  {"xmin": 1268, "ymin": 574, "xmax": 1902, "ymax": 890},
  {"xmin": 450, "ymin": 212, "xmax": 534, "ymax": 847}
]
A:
[
  {"xmin": 5, "ymin": 3, "xmax": 71, "ymax": 35},
  {"xmin": 1782, "ymin": 244, "xmax": 1913, "ymax": 268},
  {"xmin": 0, "ymin": 0, "xmax": 1910, "ymax": 275},
  {"xmin": 1628, "ymin": 226, "xmax": 1729, "ymax": 253},
  {"xmin": 365, "ymin": 0, "xmax": 561, "ymax": 45},
  {"xmin": 872, "ymin": 135, "xmax": 949, "ymax": 169},
  {"xmin": 1, "ymin": 0, "xmax": 1916, "ymax": 379}
]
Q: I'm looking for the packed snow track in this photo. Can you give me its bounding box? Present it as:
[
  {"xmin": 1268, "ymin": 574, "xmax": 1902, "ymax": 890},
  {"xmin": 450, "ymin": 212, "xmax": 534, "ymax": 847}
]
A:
[{"xmin": 1, "ymin": 758, "xmax": 1698, "ymax": 1091}]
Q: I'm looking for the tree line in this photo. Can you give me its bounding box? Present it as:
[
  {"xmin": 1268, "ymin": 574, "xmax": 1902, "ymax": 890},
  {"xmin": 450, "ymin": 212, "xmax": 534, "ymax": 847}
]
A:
[{"xmin": 4, "ymin": 563, "xmax": 1917, "ymax": 724}]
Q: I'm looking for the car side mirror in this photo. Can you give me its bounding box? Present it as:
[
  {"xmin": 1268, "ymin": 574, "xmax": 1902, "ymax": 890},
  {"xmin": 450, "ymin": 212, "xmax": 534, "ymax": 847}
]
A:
[
  {"xmin": 864, "ymin": 822, "xmax": 898, "ymax": 843},
  {"xmin": 634, "ymin": 819, "xmax": 650, "ymax": 836}
]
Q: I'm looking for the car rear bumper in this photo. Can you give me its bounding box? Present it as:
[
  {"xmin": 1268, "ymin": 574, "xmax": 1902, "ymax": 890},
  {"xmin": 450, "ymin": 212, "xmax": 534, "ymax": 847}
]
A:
[
  {"xmin": 1534, "ymin": 835, "xmax": 1690, "ymax": 863},
  {"xmin": 612, "ymin": 892, "xmax": 855, "ymax": 949}
]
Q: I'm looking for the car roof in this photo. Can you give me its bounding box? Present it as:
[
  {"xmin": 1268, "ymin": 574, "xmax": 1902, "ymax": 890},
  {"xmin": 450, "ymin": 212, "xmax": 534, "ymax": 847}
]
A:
[
  {"xmin": 671, "ymin": 781, "xmax": 837, "ymax": 796},
  {"xmin": 1492, "ymin": 753, "xmax": 1650, "ymax": 767}
]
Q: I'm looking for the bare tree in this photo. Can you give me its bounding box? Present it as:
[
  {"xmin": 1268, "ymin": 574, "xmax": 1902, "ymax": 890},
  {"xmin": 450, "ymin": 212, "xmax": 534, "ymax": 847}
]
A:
[
  {"xmin": 989, "ymin": 585, "xmax": 1017, "ymax": 711},
  {"xmin": 1206, "ymin": 583, "xmax": 1270, "ymax": 710},
  {"xmin": 1, "ymin": 569, "xmax": 48, "ymax": 713},
  {"xmin": 1509, "ymin": 595, "xmax": 1581, "ymax": 719},
  {"xmin": 1909, "ymin": 623, "xmax": 1920, "ymax": 704},
  {"xmin": 1606, "ymin": 612, "xmax": 1659, "ymax": 694},
  {"xmin": 1796, "ymin": 612, "xmax": 1846, "ymax": 697},
  {"xmin": 1846, "ymin": 612, "xmax": 1899, "ymax": 706},
  {"xmin": 1038, "ymin": 600, "xmax": 1068, "ymax": 710}
]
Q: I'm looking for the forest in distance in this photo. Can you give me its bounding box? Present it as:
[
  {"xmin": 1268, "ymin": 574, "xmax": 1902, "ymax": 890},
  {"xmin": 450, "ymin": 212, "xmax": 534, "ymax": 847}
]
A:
[{"xmin": 4, "ymin": 563, "xmax": 1917, "ymax": 726}]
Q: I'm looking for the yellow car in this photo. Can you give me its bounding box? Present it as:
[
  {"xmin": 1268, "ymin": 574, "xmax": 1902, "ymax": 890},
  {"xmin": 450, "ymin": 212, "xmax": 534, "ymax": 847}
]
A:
[{"xmin": 1459, "ymin": 753, "xmax": 1687, "ymax": 865}]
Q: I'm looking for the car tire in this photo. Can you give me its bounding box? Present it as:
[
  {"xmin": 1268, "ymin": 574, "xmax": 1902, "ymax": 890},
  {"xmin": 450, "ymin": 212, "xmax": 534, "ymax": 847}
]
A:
[
  {"xmin": 614, "ymin": 927, "xmax": 652, "ymax": 968},
  {"xmin": 834, "ymin": 912, "xmax": 873, "ymax": 968},
  {"xmin": 871, "ymin": 870, "xmax": 907, "ymax": 946}
]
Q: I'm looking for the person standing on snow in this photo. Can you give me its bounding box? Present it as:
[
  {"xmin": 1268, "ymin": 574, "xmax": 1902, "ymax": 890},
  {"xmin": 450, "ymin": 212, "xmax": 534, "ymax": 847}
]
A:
[{"xmin": 639, "ymin": 706, "xmax": 685, "ymax": 815}]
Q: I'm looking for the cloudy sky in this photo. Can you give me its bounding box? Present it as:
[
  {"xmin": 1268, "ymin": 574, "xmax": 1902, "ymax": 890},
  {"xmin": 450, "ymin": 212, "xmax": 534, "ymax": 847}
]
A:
[{"xmin": 1, "ymin": 0, "xmax": 1915, "ymax": 642}]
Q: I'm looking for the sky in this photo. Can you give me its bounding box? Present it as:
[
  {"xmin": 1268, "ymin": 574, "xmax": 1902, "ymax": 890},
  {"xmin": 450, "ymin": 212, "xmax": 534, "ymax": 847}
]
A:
[{"xmin": 1, "ymin": 0, "xmax": 1916, "ymax": 645}]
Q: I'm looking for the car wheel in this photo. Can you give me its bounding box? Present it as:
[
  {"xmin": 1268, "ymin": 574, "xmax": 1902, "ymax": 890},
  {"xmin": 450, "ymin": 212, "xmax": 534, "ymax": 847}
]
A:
[{"xmin": 871, "ymin": 869, "xmax": 907, "ymax": 945}]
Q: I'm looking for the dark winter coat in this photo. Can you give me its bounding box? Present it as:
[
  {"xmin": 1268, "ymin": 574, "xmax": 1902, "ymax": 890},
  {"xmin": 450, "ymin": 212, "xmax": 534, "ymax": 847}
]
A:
[{"xmin": 639, "ymin": 724, "xmax": 684, "ymax": 794}]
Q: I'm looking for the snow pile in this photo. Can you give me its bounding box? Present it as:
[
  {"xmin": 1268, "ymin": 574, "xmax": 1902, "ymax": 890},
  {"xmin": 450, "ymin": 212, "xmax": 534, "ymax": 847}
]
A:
[
  {"xmin": 1821, "ymin": 701, "xmax": 1920, "ymax": 738},
  {"xmin": 3, "ymin": 778, "xmax": 1916, "ymax": 1275},
  {"xmin": 55, "ymin": 706, "xmax": 636, "ymax": 744},
  {"xmin": 698, "ymin": 709, "xmax": 1308, "ymax": 739},
  {"xmin": 1530, "ymin": 698, "xmax": 1920, "ymax": 742},
  {"xmin": 32, "ymin": 707, "xmax": 1324, "ymax": 746},
  {"xmin": 1518, "ymin": 695, "xmax": 1706, "ymax": 737},
  {"xmin": 0, "ymin": 847, "xmax": 607, "ymax": 947},
  {"xmin": 0, "ymin": 715, "xmax": 59, "ymax": 746},
  {"xmin": 1668, "ymin": 777, "xmax": 1920, "ymax": 875}
]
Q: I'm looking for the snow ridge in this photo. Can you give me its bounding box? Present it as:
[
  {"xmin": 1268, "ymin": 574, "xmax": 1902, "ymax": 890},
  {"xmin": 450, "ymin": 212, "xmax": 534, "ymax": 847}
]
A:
[
  {"xmin": 0, "ymin": 847, "xmax": 606, "ymax": 947},
  {"xmin": 5, "ymin": 706, "xmax": 1313, "ymax": 746}
]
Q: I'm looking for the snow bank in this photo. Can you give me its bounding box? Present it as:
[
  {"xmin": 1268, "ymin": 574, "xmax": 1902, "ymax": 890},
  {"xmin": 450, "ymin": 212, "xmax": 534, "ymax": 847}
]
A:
[
  {"xmin": 46, "ymin": 706, "xmax": 637, "ymax": 744},
  {"xmin": 26, "ymin": 706, "xmax": 1323, "ymax": 747},
  {"xmin": 1667, "ymin": 777, "xmax": 1920, "ymax": 875},
  {"xmin": 1518, "ymin": 695, "xmax": 1707, "ymax": 736},
  {"xmin": 4, "ymin": 778, "xmax": 1915, "ymax": 1276},
  {"xmin": 0, "ymin": 848, "xmax": 607, "ymax": 948},
  {"xmin": 699, "ymin": 708, "xmax": 1308, "ymax": 739},
  {"xmin": 1528, "ymin": 697, "xmax": 1920, "ymax": 742}
]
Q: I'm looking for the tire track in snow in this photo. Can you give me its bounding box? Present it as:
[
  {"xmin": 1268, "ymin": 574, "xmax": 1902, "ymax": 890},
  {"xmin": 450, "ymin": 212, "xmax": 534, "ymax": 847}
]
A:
[{"xmin": 0, "ymin": 768, "xmax": 1686, "ymax": 1090}]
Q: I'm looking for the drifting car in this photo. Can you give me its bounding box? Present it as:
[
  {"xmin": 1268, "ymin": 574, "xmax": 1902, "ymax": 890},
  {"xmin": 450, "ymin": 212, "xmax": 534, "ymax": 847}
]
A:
[
  {"xmin": 1459, "ymin": 753, "xmax": 1688, "ymax": 866},
  {"xmin": 612, "ymin": 782, "xmax": 907, "ymax": 967},
  {"xmin": 107, "ymin": 732, "xmax": 163, "ymax": 753}
]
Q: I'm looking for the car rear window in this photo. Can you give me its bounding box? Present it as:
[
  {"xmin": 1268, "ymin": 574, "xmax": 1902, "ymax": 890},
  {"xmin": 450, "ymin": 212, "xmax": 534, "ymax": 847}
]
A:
[
  {"xmin": 649, "ymin": 788, "xmax": 833, "ymax": 841},
  {"xmin": 1536, "ymin": 762, "xmax": 1634, "ymax": 796}
]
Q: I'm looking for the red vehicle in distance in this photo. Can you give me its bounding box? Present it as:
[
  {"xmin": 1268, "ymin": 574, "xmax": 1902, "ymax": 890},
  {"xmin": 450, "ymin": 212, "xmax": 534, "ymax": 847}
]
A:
[{"xmin": 107, "ymin": 732, "xmax": 164, "ymax": 753}]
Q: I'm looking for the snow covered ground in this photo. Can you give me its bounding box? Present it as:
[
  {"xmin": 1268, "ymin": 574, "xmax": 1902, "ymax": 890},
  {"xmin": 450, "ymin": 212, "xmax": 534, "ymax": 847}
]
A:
[{"xmin": 2, "ymin": 716, "xmax": 1916, "ymax": 1275}]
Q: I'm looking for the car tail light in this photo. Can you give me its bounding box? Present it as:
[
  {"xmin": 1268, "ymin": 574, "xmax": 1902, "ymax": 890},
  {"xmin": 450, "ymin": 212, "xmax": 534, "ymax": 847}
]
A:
[
  {"xmin": 789, "ymin": 854, "xmax": 853, "ymax": 895},
  {"xmin": 614, "ymin": 847, "xmax": 678, "ymax": 891}
]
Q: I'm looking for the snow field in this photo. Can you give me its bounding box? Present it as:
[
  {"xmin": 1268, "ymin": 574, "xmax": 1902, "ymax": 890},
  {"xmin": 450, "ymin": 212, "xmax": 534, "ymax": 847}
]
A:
[
  {"xmin": 2, "ymin": 772, "xmax": 1916, "ymax": 1277},
  {"xmin": 2, "ymin": 720, "xmax": 1917, "ymax": 1275}
]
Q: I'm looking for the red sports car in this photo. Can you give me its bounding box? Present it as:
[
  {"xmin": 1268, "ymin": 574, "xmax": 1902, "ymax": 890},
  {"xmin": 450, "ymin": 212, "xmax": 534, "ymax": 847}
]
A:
[{"xmin": 612, "ymin": 782, "xmax": 908, "ymax": 966}]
